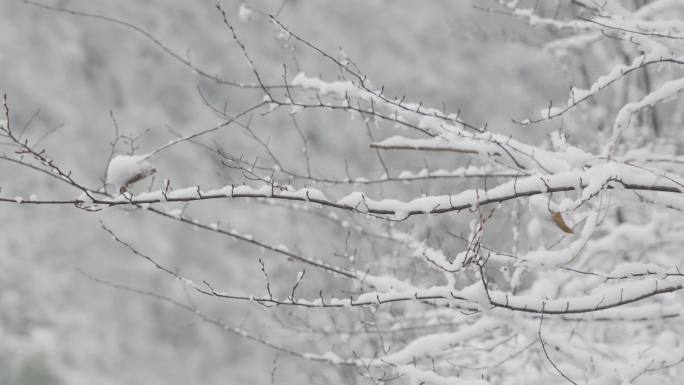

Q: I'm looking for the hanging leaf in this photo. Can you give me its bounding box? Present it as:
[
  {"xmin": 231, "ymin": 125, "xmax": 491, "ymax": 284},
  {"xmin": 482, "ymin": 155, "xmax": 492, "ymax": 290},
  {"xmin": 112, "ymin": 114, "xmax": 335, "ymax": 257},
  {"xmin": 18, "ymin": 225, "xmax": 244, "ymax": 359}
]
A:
[{"xmin": 551, "ymin": 212, "xmax": 574, "ymax": 234}]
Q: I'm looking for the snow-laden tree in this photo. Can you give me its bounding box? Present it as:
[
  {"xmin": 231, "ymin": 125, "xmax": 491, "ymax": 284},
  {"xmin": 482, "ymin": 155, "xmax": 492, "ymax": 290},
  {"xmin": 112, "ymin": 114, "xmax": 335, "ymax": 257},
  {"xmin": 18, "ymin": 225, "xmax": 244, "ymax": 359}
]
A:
[{"xmin": 3, "ymin": 0, "xmax": 684, "ymax": 383}]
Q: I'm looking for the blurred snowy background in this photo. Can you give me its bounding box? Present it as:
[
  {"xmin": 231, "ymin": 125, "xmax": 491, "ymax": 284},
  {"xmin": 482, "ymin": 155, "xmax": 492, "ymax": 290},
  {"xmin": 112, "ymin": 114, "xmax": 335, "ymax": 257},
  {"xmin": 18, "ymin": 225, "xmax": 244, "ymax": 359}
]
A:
[{"xmin": 0, "ymin": 1, "xmax": 568, "ymax": 383}]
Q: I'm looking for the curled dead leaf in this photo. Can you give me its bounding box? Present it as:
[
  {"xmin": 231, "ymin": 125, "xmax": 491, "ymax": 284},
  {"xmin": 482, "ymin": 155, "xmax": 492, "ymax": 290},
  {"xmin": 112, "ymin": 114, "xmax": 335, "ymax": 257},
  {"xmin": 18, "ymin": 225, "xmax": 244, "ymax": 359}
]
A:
[
  {"xmin": 551, "ymin": 212, "xmax": 574, "ymax": 234},
  {"xmin": 119, "ymin": 167, "xmax": 156, "ymax": 193}
]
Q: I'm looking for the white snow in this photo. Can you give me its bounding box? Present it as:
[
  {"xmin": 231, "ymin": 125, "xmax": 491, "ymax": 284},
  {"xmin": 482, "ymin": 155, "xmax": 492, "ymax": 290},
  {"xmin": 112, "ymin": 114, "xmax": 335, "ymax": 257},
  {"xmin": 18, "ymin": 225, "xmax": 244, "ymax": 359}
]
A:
[
  {"xmin": 106, "ymin": 154, "xmax": 156, "ymax": 192},
  {"xmin": 238, "ymin": 4, "xmax": 252, "ymax": 23}
]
